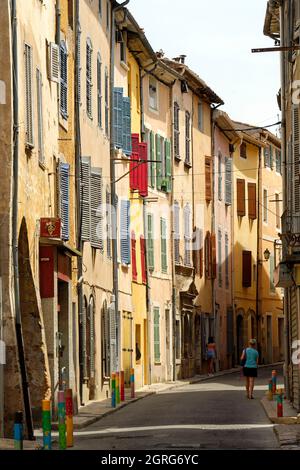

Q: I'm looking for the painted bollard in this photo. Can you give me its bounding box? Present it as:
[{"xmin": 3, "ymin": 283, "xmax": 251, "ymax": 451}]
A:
[
  {"xmin": 42, "ymin": 400, "xmax": 52, "ymax": 450},
  {"xmin": 130, "ymin": 368, "xmax": 135, "ymax": 399},
  {"xmin": 58, "ymin": 390, "xmax": 66, "ymax": 450},
  {"xmin": 120, "ymin": 371, "xmax": 125, "ymax": 402},
  {"xmin": 277, "ymin": 389, "xmax": 283, "ymax": 417},
  {"xmin": 272, "ymin": 370, "xmax": 277, "ymax": 394},
  {"xmin": 111, "ymin": 372, "xmax": 116, "ymax": 408},
  {"xmin": 14, "ymin": 411, "xmax": 23, "ymax": 450},
  {"xmin": 116, "ymin": 372, "xmax": 120, "ymax": 405},
  {"xmin": 267, "ymin": 380, "xmax": 273, "ymax": 401},
  {"xmin": 65, "ymin": 389, "xmax": 73, "ymax": 448}
]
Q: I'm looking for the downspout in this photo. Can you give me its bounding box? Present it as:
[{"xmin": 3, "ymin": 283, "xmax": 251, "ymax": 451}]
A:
[
  {"xmin": 256, "ymin": 146, "xmax": 262, "ymax": 363},
  {"xmin": 170, "ymin": 83, "xmax": 176, "ymax": 381},
  {"xmin": 110, "ymin": 0, "xmax": 130, "ymax": 372},
  {"xmin": 11, "ymin": 0, "xmax": 34, "ymax": 439}
]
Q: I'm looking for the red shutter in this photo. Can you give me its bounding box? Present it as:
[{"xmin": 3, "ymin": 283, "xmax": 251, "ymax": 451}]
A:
[
  {"xmin": 130, "ymin": 134, "xmax": 140, "ymax": 191},
  {"xmin": 131, "ymin": 231, "xmax": 137, "ymax": 281},
  {"xmin": 138, "ymin": 142, "xmax": 148, "ymax": 197},
  {"xmin": 242, "ymin": 250, "xmax": 252, "ymax": 287},
  {"xmin": 140, "ymin": 235, "xmax": 147, "ymax": 284}
]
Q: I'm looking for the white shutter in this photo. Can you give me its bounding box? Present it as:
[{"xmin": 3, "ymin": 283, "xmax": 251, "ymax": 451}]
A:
[
  {"xmin": 25, "ymin": 43, "xmax": 34, "ymax": 147},
  {"xmin": 90, "ymin": 168, "xmax": 103, "ymax": 250},
  {"xmin": 81, "ymin": 157, "xmax": 91, "ymax": 241},
  {"xmin": 48, "ymin": 42, "xmax": 60, "ymax": 83},
  {"xmin": 36, "ymin": 69, "xmax": 44, "ymax": 163},
  {"xmin": 225, "ymin": 157, "xmax": 232, "ymax": 205},
  {"xmin": 293, "ymin": 105, "xmax": 300, "ymax": 214}
]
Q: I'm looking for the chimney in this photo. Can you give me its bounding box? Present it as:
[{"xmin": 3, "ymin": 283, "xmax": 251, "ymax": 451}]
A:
[{"xmin": 179, "ymin": 55, "xmax": 186, "ymax": 64}]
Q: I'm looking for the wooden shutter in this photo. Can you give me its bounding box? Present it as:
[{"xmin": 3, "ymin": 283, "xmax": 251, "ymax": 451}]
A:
[
  {"xmin": 153, "ymin": 307, "xmax": 160, "ymax": 363},
  {"xmin": 270, "ymin": 145, "xmax": 274, "ymax": 169},
  {"xmin": 106, "ymin": 188, "xmax": 111, "ymax": 258},
  {"xmin": 264, "ymin": 146, "xmax": 270, "ymax": 167},
  {"xmin": 131, "ymin": 231, "xmax": 137, "ymax": 281},
  {"xmin": 48, "ymin": 42, "xmax": 60, "ymax": 83},
  {"xmin": 242, "ymin": 250, "xmax": 252, "ymax": 287},
  {"xmin": 225, "ymin": 157, "xmax": 232, "ymax": 205},
  {"xmin": 184, "ymin": 204, "xmax": 191, "ymax": 266},
  {"xmin": 76, "ymin": 25, "xmax": 81, "ymax": 104},
  {"xmin": 211, "ymin": 233, "xmax": 216, "ymax": 279},
  {"xmin": 225, "ymin": 233, "xmax": 229, "ymax": 288},
  {"xmin": 205, "ymin": 231, "xmax": 211, "ymax": 279},
  {"xmin": 218, "ymin": 153, "xmax": 222, "ymax": 200},
  {"xmin": 237, "ymin": 179, "xmax": 246, "ymax": 216},
  {"xmin": 161, "ymin": 218, "xmax": 167, "ymax": 273},
  {"xmin": 240, "ymin": 142, "xmax": 247, "ymax": 159},
  {"xmin": 105, "ymin": 68, "xmax": 109, "ymax": 136},
  {"xmin": 140, "ymin": 235, "xmax": 147, "ymax": 284},
  {"xmin": 36, "ymin": 69, "xmax": 44, "ymax": 164},
  {"xmin": 81, "ymin": 157, "xmax": 91, "ymax": 241},
  {"xmin": 248, "ymin": 183, "xmax": 257, "ymax": 219},
  {"xmin": 91, "ymin": 168, "xmax": 103, "ymax": 250},
  {"xmin": 185, "ymin": 111, "xmax": 191, "ymax": 164},
  {"xmin": 113, "ymin": 87, "xmax": 123, "ymax": 148},
  {"xmin": 97, "ymin": 53, "xmax": 102, "ymax": 127},
  {"xmin": 205, "ymin": 157, "xmax": 212, "ymax": 201},
  {"xmin": 147, "ymin": 213, "xmax": 154, "ymax": 271},
  {"xmin": 293, "ymin": 105, "xmax": 300, "ymax": 213},
  {"xmin": 60, "ymin": 41, "xmax": 68, "ymax": 119},
  {"xmin": 174, "ymin": 102, "xmax": 180, "ymax": 159},
  {"xmin": 59, "ymin": 162, "xmax": 70, "ymax": 241},
  {"xmin": 120, "ymin": 200, "xmax": 130, "ymax": 264},
  {"xmin": 165, "ymin": 140, "xmax": 172, "ymax": 193},
  {"xmin": 174, "ymin": 203, "xmax": 180, "ymax": 264},
  {"xmin": 122, "ymin": 96, "xmax": 132, "ymax": 156},
  {"xmin": 86, "ymin": 39, "xmax": 92, "ymax": 117},
  {"xmin": 218, "ymin": 230, "xmax": 222, "ymax": 286},
  {"xmin": 25, "ymin": 43, "xmax": 34, "ymax": 147},
  {"xmin": 199, "ymin": 228, "xmax": 204, "ymax": 278},
  {"xmin": 150, "ymin": 131, "xmax": 155, "ymax": 187},
  {"xmin": 138, "ymin": 142, "xmax": 148, "ymax": 197},
  {"xmin": 156, "ymin": 134, "xmax": 162, "ymax": 190},
  {"xmin": 130, "ymin": 134, "xmax": 139, "ymax": 191}
]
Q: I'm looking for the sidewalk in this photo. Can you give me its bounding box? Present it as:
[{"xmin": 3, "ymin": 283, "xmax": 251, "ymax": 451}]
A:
[{"xmin": 0, "ymin": 438, "xmax": 42, "ymax": 450}]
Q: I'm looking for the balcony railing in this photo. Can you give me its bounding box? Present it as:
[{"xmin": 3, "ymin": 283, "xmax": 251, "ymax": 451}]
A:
[{"xmin": 281, "ymin": 211, "xmax": 300, "ymax": 235}]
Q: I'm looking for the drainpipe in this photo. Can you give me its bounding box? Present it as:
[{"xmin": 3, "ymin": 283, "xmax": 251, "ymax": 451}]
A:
[
  {"xmin": 110, "ymin": 0, "xmax": 130, "ymax": 372},
  {"xmin": 11, "ymin": 0, "xmax": 34, "ymax": 439},
  {"xmin": 170, "ymin": 83, "xmax": 176, "ymax": 381},
  {"xmin": 256, "ymin": 146, "xmax": 262, "ymax": 363}
]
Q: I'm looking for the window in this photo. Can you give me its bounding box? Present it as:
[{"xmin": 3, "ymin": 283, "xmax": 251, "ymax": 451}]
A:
[
  {"xmin": 155, "ymin": 137, "xmax": 172, "ymax": 193},
  {"xmin": 240, "ymin": 142, "xmax": 247, "ymax": 159},
  {"xmin": 90, "ymin": 168, "xmax": 103, "ymax": 250},
  {"xmin": 198, "ymin": 101, "xmax": 203, "ymax": 131},
  {"xmin": 184, "ymin": 204, "xmax": 191, "ymax": 266},
  {"xmin": 269, "ymin": 145, "xmax": 274, "ymax": 169},
  {"xmin": 120, "ymin": 200, "xmax": 130, "ymax": 265},
  {"xmin": 25, "ymin": 43, "xmax": 34, "ymax": 147},
  {"xmin": 86, "ymin": 39, "xmax": 93, "ymax": 118},
  {"xmin": 270, "ymin": 255, "xmax": 275, "ymax": 292},
  {"xmin": 149, "ymin": 76, "xmax": 158, "ymax": 110},
  {"xmin": 174, "ymin": 202, "xmax": 180, "ymax": 264},
  {"xmin": 225, "ymin": 233, "xmax": 229, "ymax": 289},
  {"xmin": 225, "ymin": 157, "xmax": 232, "ymax": 205},
  {"xmin": 264, "ymin": 146, "xmax": 270, "ymax": 167},
  {"xmin": 218, "ymin": 152, "xmax": 222, "ymax": 201},
  {"xmin": 161, "ymin": 218, "xmax": 167, "ymax": 273},
  {"xmin": 174, "ymin": 102, "xmax": 180, "ymax": 159},
  {"xmin": 155, "ymin": 134, "xmax": 162, "ymax": 190},
  {"xmin": 205, "ymin": 157, "xmax": 212, "ymax": 201},
  {"xmin": 60, "ymin": 40, "xmax": 68, "ymax": 119},
  {"xmin": 242, "ymin": 250, "xmax": 252, "ymax": 287},
  {"xmin": 59, "ymin": 162, "xmax": 70, "ymax": 241},
  {"xmin": 276, "ymin": 148, "xmax": 281, "ymax": 173},
  {"xmin": 153, "ymin": 307, "xmax": 160, "ymax": 363},
  {"xmin": 105, "ymin": 67, "xmax": 109, "ymax": 136},
  {"xmin": 275, "ymin": 193, "xmax": 280, "ymax": 229},
  {"xmin": 248, "ymin": 183, "xmax": 257, "ymax": 219},
  {"xmin": 120, "ymin": 32, "xmax": 127, "ymax": 64},
  {"xmin": 263, "ymin": 189, "xmax": 268, "ymax": 223},
  {"xmin": 147, "ymin": 213, "xmax": 154, "ymax": 271},
  {"xmin": 185, "ymin": 112, "xmax": 191, "ymax": 165},
  {"xmin": 76, "ymin": 25, "xmax": 81, "ymax": 105},
  {"xmin": 97, "ymin": 53, "xmax": 102, "ymax": 127},
  {"xmin": 218, "ymin": 229, "xmax": 222, "ymax": 287},
  {"xmin": 237, "ymin": 179, "xmax": 245, "ymax": 216},
  {"xmin": 122, "ymin": 96, "xmax": 132, "ymax": 156},
  {"xmin": 36, "ymin": 69, "xmax": 44, "ymax": 164}
]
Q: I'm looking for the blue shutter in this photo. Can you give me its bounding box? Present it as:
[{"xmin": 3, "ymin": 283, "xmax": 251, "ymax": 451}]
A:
[
  {"xmin": 60, "ymin": 162, "xmax": 70, "ymax": 241},
  {"xmin": 60, "ymin": 41, "xmax": 68, "ymax": 119},
  {"xmin": 113, "ymin": 87, "xmax": 123, "ymax": 148},
  {"xmin": 122, "ymin": 96, "xmax": 132, "ymax": 156},
  {"xmin": 120, "ymin": 200, "xmax": 130, "ymax": 264}
]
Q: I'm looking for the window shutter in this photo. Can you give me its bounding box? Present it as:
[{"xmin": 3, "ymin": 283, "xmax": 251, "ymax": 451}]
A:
[
  {"xmin": 25, "ymin": 43, "xmax": 34, "ymax": 147},
  {"xmin": 174, "ymin": 203, "xmax": 180, "ymax": 264},
  {"xmin": 140, "ymin": 235, "xmax": 147, "ymax": 284},
  {"xmin": 36, "ymin": 69, "xmax": 44, "ymax": 164},
  {"xmin": 131, "ymin": 231, "xmax": 137, "ymax": 281},
  {"xmin": 292, "ymin": 105, "xmax": 300, "ymax": 213},
  {"xmin": 108, "ymin": 302, "xmax": 117, "ymax": 373},
  {"xmin": 269, "ymin": 145, "xmax": 274, "ymax": 169},
  {"xmin": 174, "ymin": 102, "xmax": 180, "ymax": 159},
  {"xmin": 48, "ymin": 42, "xmax": 60, "ymax": 83},
  {"xmin": 199, "ymin": 228, "xmax": 203, "ymax": 278},
  {"xmin": 97, "ymin": 53, "xmax": 102, "ymax": 127},
  {"xmin": 276, "ymin": 148, "xmax": 281, "ymax": 173},
  {"xmin": 81, "ymin": 157, "xmax": 91, "ymax": 241},
  {"xmin": 156, "ymin": 134, "xmax": 162, "ymax": 190},
  {"xmin": 205, "ymin": 231, "xmax": 211, "ymax": 279},
  {"xmin": 105, "ymin": 68, "xmax": 109, "ymax": 136},
  {"xmin": 113, "ymin": 87, "xmax": 123, "ymax": 148},
  {"xmin": 240, "ymin": 142, "xmax": 247, "ymax": 159},
  {"xmin": 86, "ymin": 39, "xmax": 93, "ymax": 117},
  {"xmin": 205, "ymin": 157, "xmax": 212, "ymax": 201},
  {"xmin": 225, "ymin": 157, "xmax": 232, "ymax": 205},
  {"xmin": 130, "ymin": 134, "xmax": 139, "ymax": 191},
  {"xmin": 147, "ymin": 213, "xmax": 154, "ymax": 271},
  {"xmin": 242, "ymin": 250, "xmax": 252, "ymax": 287},
  {"xmin": 106, "ymin": 188, "xmax": 111, "ymax": 258},
  {"xmin": 91, "ymin": 168, "xmax": 103, "ymax": 250},
  {"xmin": 165, "ymin": 140, "xmax": 172, "ymax": 193},
  {"xmin": 248, "ymin": 182, "xmax": 257, "ymax": 219},
  {"xmin": 218, "ymin": 153, "xmax": 222, "ymax": 201},
  {"xmin": 225, "ymin": 233, "xmax": 229, "ymax": 289},
  {"xmin": 60, "ymin": 41, "xmax": 68, "ymax": 119},
  {"xmin": 120, "ymin": 200, "xmax": 130, "ymax": 264},
  {"xmin": 211, "ymin": 233, "xmax": 216, "ymax": 279},
  {"xmin": 185, "ymin": 112, "xmax": 191, "ymax": 164},
  {"xmin": 76, "ymin": 25, "xmax": 81, "ymax": 105},
  {"xmin": 122, "ymin": 96, "xmax": 132, "ymax": 156},
  {"xmin": 160, "ymin": 218, "xmax": 167, "ymax": 273},
  {"xmin": 264, "ymin": 146, "xmax": 270, "ymax": 167},
  {"xmin": 153, "ymin": 307, "xmax": 160, "ymax": 363},
  {"xmin": 59, "ymin": 162, "xmax": 70, "ymax": 241},
  {"xmin": 184, "ymin": 204, "xmax": 191, "ymax": 266},
  {"xmin": 236, "ymin": 179, "xmax": 246, "ymax": 216},
  {"xmin": 218, "ymin": 230, "xmax": 222, "ymax": 286},
  {"xmin": 138, "ymin": 142, "xmax": 148, "ymax": 197},
  {"xmin": 150, "ymin": 131, "xmax": 155, "ymax": 187}
]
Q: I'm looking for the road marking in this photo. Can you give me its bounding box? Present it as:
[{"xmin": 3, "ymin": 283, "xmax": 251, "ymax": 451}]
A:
[{"xmin": 34, "ymin": 423, "xmax": 274, "ymax": 438}]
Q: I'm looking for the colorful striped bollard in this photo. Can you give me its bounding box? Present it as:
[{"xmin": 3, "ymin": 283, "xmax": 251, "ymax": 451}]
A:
[
  {"xmin": 130, "ymin": 368, "xmax": 135, "ymax": 398},
  {"xmin": 116, "ymin": 372, "xmax": 120, "ymax": 405},
  {"xmin": 272, "ymin": 370, "xmax": 277, "ymax": 394},
  {"xmin": 277, "ymin": 389, "xmax": 283, "ymax": 417},
  {"xmin": 58, "ymin": 390, "xmax": 66, "ymax": 450},
  {"xmin": 65, "ymin": 389, "xmax": 73, "ymax": 448},
  {"xmin": 120, "ymin": 371, "xmax": 125, "ymax": 402},
  {"xmin": 267, "ymin": 380, "xmax": 273, "ymax": 401},
  {"xmin": 13, "ymin": 411, "xmax": 23, "ymax": 450},
  {"xmin": 42, "ymin": 399, "xmax": 52, "ymax": 450},
  {"xmin": 111, "ymin": 372, "xmax": 116, "ymax": 408}
]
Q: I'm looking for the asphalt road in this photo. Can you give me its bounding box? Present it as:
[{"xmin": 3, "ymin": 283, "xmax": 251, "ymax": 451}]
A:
[{"xmin": 72, "ymin": 366, "xmax": 282, "ymax": 450}]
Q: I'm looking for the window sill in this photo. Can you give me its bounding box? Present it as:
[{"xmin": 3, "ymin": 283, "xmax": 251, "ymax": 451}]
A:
[
  {"xmin": 184, "ymin": 161, "xmax": 192, "ymax": 169},
  {"xmin": 39, "ymin": 160, "xmax": 46, "ymax": 171},
  {"xmin": 174, "ymin": 155, "xmax": 181, "ymax": 162}
]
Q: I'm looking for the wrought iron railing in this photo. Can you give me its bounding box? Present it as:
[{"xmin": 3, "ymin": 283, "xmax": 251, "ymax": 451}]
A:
[{"xmin": 281, "ymin": 210, "xmax": 300, "ymax": 235}]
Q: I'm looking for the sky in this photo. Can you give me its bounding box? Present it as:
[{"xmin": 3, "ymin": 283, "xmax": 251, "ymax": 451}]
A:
[{"xmin": 127, "ymin": 0, "xmax": 280, "ymax": 129}]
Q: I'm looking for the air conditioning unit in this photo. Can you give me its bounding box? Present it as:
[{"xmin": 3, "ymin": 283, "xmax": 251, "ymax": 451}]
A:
[{"xmin": 48, "ymin": 42, "xmax": 60, "ymax": 83}]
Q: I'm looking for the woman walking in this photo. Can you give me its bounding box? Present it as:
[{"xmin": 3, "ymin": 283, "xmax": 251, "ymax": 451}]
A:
[
  {"xmin": 206, "ymin": 336, "xmax": 216, "ymax": 376},
  {"xmin": 240, "ymin": 339, "xmax": 259, "ymax": 399}
]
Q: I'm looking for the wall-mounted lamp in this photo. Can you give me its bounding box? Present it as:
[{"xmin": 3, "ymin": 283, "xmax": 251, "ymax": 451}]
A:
[{"xmin": 263, "ymin": 248, "xmax": 271, "ymax": 261}]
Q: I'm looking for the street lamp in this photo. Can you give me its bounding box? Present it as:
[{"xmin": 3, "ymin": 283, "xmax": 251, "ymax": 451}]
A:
[{"xmin": 263, "ymin": 248, "xmax": 271, "ymax": 261}]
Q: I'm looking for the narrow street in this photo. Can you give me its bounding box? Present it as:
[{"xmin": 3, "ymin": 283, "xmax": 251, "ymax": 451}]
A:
[{"xmin": 72, "ymin": 367, "xmax": 281, "ymax": 450}]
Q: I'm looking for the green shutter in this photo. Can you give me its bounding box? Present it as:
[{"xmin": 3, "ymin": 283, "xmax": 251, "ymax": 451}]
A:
[
  {"xmin": 161, "ymin": 218, "xmax": 167, "ymax": 273},
  {"xmin": 150, "ymin": 131, "xmax": 155, "ymax": 188},
  {"xmin": 156, "ymin": 134, "xmax": 162, "ymax": 190},
  {"xmin": 153, "ymin": 307, "xmax": 160, "ymax": 363},
  {"xmin": 165, "ymin": 140, "xmax": 172, "ymax": 193},
  {"xmin": 147, "ymin": 213, "xmax": 154, "ymax": 271},
  {"xmin": 270, "ymin": 145, "xmax": 273, "ymax": 169}
]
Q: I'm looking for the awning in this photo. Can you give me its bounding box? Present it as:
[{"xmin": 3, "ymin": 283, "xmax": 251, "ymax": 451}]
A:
[{"xmin": 40, "ymin": 237, "xmax": 82, "ymax": 257}]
